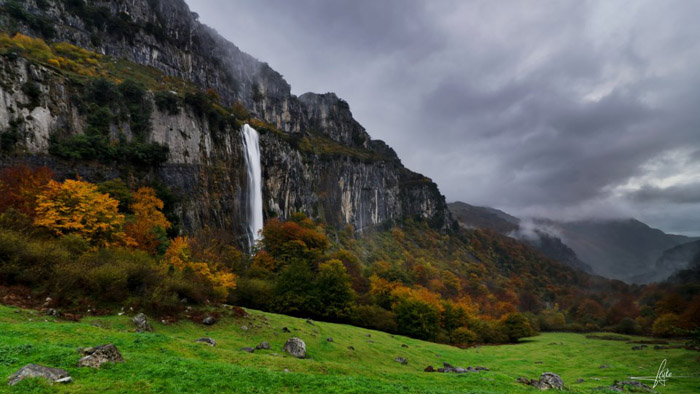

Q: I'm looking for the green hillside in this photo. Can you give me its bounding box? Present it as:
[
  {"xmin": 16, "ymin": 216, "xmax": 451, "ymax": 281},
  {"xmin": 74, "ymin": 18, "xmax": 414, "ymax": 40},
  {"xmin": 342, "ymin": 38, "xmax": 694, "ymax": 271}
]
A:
[{"xmin": 0, "ymin": 305, "xmax": 697, "ymax": 393}]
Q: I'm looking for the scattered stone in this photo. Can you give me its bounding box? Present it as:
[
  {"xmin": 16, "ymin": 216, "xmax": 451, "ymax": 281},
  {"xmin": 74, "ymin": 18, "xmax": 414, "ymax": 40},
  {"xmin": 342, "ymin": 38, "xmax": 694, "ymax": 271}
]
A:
[
  {"xmin": 282, "ymin": 327, "xmax": 291, "ymax": 333},
  {"xmin": 46, "ymin": 308, "xmax": 60, "ymax": 317},
  {"xmin": 599, "ymin": 365, "xmax": 610, "ymax": 369},
  {"xmin": 474, "ymin": 366, "xmax": 489, "ymax": 371},
  {"xmin": 132, "ymin": 313, "xmax": 152, "ymax": 332},
  {"xmin": 424, "ymin": 366, "xmax": 436, "ymax": 372},
  {"xmin": 535, "ymin": 361, "xmax": 543, "ymax": 364},
  {"xmin": 202, "ymin": 316, "xmax": 217, "ymax": 326},
  {"xmin": 241, "ymin": 347, "xmax": 255, "ymax": 353},
  {"xmin": 283, "ymin": 337, "xmax": 306, "ymax": 358},
  {"xmin": 365, "ymin": 334, "xmax": 371, "ymax": 337},
  {"xmin": 535, "ymin": 372, "xmax": 565, "ymax": 390},
  {"xmin": 306, "ymin": 319, "xmax": 314, "ymax": 325},
  {"xmin": 576, "ymin": 378, "xmax": 584, "ymax": 383},
  {"xmin": 8, "ymin": 364, "xmax": 72, "ymax": 386},
  {"xmin": 326, "ymin": 337, "xmax": 333, "ymax": 342},
  {"xmin": 517, "ymin": 377, "xmax": 535, "ymax": 385},
  {"xmin": 395, "ymin": 357, "xmax": 407, "ymax": 365},
  {"xmin": 195, "ymin": 337, "xmax": 216, "ymax": 346},
  {"xmin": 255, "ymin": 341, "xmax": 270, "ymax": 350},
  {"xmin": 347, "ymin": 346, "xmax": 355, "ymax": 351},
  {"xmin": 241, "ymin": 325, "xmax": 249, "ymax": 331},
  {"xmin": 401, "ymin": 344, "xmax": 408, "ymax": 348},
  {"xmin": 609, "ymin": 380, "xmax": 654, "ymax": 392},
  {"xmin": 366, "ymin": 340, "xmax": 374, "ymax": 343},
  {"xmin": 632, "ymin": 346, "xmax": 643, "ymax": 350},
  {"xmin": 77, "ymin": 344, "xmax": 124, "ymax": 368},
  {"xmin": 283, "ymin": 368, "xmax": 290, "ymax": 373},
  {"xmin": 180, "ymin": 298, "xmax": 188, "ymax": 304}
]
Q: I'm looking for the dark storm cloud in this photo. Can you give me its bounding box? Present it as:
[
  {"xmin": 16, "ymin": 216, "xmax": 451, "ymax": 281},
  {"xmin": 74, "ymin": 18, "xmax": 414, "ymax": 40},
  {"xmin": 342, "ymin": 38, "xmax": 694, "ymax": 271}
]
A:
[{"xmin": 186, "ymin": 0, "xmax": 700, "ymax": 235}]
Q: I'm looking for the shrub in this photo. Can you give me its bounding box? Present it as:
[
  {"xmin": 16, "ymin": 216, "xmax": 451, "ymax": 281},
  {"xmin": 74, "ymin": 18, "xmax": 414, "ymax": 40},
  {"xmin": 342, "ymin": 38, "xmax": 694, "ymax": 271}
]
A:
[
  {"xmin": 22, "ymin": 81, "xmax": 41, "ymax": 108},
  {"xmin": 616, "ymin": 317, "xmax": 642, "ymax": 335},
  {"xmin": 154, "ymin": 91, "xmax": 180, "ymax": 115},
  {"xmin": 652, "ymin": 313, "xmax": 682, "ymax": 337},
  {"xmin": 450, "ymin": 327, "xmax": 478, "ymax": 347},
  {"xmin": 394, "ymin": 298, "xmax": 441, "ymax": 340},
  {"xmin": 350, "ymin": 304, "xmax": 398, "ymax": 333},
  {"xmin": 503, "ymin": 312, "xmax": 537, "ymax": 342}
]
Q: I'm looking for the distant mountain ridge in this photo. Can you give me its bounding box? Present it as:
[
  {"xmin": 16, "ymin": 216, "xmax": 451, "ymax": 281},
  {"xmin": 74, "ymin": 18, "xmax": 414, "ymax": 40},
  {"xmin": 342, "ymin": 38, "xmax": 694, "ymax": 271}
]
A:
[
  {"xmin": 448, "ymin": 202, "xmax": 698, "ymax": 283},
  {"xmin": 448, "ymin": 202, "xmax": 592, "ymax": 273}
]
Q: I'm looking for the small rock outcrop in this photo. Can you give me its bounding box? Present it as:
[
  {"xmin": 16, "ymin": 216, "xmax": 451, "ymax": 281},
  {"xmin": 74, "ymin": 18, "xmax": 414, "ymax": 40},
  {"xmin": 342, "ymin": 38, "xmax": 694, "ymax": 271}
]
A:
[
  {"xmin": 326, "ymin": 337, "xmax": 333, "ymax": 342},
  {"xmin": 434, "ymin": 363, "xmax": 490, "ymax": 374},
  {"xmin": 424, "ymin": 366, "xmax": 436, "ymax": 372},
  {"xmin": 517, "ymin": 372, "xmax": 565, "ymax": 390},
  {"xmin": 609, "ymin": 380, "xmax": 654, "ymax": 392},
  {"xmin": 195, "ymin": 337, "xmax": 216, "ymax": 346},
  {"xmin": 202, "ymin": 316, "xmax": 217, "ymax": 326},
  {"xmin": 282, "ymin": 327, "xmax": 291, "ymax": 333},
  {"xmin": 132, "ymin": 313, "xmax": 152, "ymax": 332},
  {"xmin": 536, "ymin": 372, "xmax": 565, "ymax": 390},
  {"xmin": 241, "ymin": 347, "xmax": 255, "ymax": 353},
  {"xmin": 77, "ymin": 344, "xmax": 124, "ymax": 368},
  {"xmin": 255, "ymin": 341, "xmax": 270, "ymax": 350},
  {"xmin": 394, "ymin": 357, "xmax": 407, "ymax": 365},
  {"xmin": 8, "ymin": 364, "xmax": 72, "ymax": 386},
  {"xmin": 283, "ymin": 337, "xmax": 306, "ymax": 358}
]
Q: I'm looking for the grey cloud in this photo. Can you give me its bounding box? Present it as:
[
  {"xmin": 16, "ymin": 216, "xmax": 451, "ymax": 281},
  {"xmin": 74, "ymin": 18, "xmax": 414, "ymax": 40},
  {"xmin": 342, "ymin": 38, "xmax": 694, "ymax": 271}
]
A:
[{"xmin": 186, "ymin": 0, "xmax": 700, "ymax": 235}]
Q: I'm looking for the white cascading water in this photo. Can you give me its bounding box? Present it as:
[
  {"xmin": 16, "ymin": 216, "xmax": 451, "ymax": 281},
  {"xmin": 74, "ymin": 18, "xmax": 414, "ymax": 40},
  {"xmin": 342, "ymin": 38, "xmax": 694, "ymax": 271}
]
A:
[{"xmin": 241, "ymin": 124, "xmax": 263, "ymax": 248}]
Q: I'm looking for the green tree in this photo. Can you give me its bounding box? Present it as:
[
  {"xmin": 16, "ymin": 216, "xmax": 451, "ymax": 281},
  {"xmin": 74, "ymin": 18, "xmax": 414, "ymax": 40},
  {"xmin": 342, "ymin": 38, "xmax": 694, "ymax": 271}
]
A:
[
  {"xmin": 394, "ymin": 298, "xmax": 440, "ymax": 340},
  {"xmin": 504, "ymin": 312, "xmax": 536, "ymax": 342},
  {"xmin": 315, "ymin": 259, "xmax": 354, "ymax": 320}
]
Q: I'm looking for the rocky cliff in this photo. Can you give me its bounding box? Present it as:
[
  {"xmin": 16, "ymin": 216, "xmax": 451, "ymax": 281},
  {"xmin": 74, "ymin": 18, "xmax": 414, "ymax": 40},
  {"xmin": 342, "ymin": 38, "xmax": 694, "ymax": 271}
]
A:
[{"xmin": 0, "ymin": 0, "xmax": 453, "ymax": 244}]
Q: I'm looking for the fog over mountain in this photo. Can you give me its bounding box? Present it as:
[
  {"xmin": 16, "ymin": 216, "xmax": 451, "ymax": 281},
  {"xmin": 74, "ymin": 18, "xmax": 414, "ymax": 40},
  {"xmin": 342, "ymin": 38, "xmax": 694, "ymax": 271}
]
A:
[{"xmin": 186, "ymin": 0, "xmax": 700, "ymax": 236}]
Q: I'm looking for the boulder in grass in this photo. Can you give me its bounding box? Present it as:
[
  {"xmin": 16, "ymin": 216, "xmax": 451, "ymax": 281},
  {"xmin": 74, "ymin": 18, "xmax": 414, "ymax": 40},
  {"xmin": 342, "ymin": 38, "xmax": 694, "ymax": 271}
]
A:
[
  {"xmin": 394, "ymin": 357, "xmax": 407, "ymax": 365},
  {"xmin": 195, "ymin": 337, "xmax": 216, "ymax": 346},
  {"xmin": 8, "ymin": 364, "xmax": 72, "ymax": 386},
  {"xmin": 255, "ymin": 341, "xmax": 270, "ymax": 350},
  {"xmin": 202, "ymin": 316, "xmax": 217, "ymax": 326},
  {"xmin": 283, "ymin": 337, "xmax": 306, "ymax": 358},
  {"xmin": 132, "ymin": 313, "xmax": 152, "ymax": 332},
  {"xmin": 77, "ymin": 344, "xmax": 124, "ymax": 368},
  {"xmin": 535, "ymin": 372, "xmax": 565, "ymax": 390},
  {"xmin": 326, "ymin": 337, "xmax": 333, "ymax": 342},
  {"xmin": 424, "ymin": 365, "xmax": 436, "ymax": 372},
  {"xmin": 241, "ymin": 347, "xmax": 255, "ymax": 353}
]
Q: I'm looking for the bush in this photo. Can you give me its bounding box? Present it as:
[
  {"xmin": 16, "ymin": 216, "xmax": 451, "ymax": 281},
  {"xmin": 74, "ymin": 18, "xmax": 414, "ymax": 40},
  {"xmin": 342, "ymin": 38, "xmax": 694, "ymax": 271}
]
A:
[
  {"xmin": 616, "ymin": 317, "xmax": 642, "ymax": 335},
  {"xmin": 470, "ymin": 319, "xmax": 509, "ymax": 344},
  {"xmin": 350, "ymin": 304, "xmax": 398, "ymax": 333},
  {"xmin": 22, "ymin": 81, "xmax": 41, "ymax": 108},
  {"xmin": 394, "ymin": 298, "xmax": 441, "ymax": 340},
  {"xmin": 154, "ymin": 91, "xmax": 180, "ymax": 115},
  {"xmin": 503, "ymin": 312, "xmax": 537, "ymax": 342},
  {"xmin": 450, "ymin": 327, "xmax": 477, "ymax": 347},
  {"xmin": 653, "ymin": 313, "xmax": 682, "ymax": 337}
]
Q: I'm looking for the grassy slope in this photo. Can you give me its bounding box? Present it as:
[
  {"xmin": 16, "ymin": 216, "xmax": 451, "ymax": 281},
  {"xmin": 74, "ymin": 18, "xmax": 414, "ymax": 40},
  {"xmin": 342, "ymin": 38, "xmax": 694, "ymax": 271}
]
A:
[{"xmin": 0, "ymin": 305, "xmax": 697, "ymax": 393}]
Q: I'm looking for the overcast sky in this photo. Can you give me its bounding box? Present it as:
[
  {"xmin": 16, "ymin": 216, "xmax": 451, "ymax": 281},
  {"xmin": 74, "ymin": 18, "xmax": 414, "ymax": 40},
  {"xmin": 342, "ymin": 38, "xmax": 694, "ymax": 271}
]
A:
[{"xmin": 186, "ymin": 0, "xmax": 700, "ymax": 236}]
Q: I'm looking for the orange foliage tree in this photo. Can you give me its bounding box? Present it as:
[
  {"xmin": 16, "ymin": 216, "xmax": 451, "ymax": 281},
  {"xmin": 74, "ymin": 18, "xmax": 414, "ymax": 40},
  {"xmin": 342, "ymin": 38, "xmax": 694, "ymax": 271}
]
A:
[
  {"xmin": 163, "ymin": 236, "xmax": 236, "ymax": 300},
  {"xmin": 125, "ymin": 187, "xmax": 170, "ymax": 254},
  {"xmin": 34, "ymin": 179, "xmax": 132, "ymax": 247},
  {"xmin": 0, "ymin": 165, "xmax": 54, "ymax": 215}
]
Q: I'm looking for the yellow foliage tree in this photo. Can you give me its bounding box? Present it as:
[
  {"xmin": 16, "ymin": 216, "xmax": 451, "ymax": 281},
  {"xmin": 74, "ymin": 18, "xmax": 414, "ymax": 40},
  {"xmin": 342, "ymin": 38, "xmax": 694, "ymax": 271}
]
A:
[
  {"xmin": 164, "ymin": 236, "xmax": 236, "ymax": 300},
  {"xmin": 125, "ymin": 187, "xmax": 170, "ymax": 254},
  {"xmin": 34, "ymin": 179, "xmax": 132, "ymax": 247}
]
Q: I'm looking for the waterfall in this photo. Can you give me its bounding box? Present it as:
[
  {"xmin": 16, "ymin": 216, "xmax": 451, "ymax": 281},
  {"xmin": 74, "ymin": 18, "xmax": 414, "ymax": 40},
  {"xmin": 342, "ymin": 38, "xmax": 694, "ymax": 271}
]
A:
[{"xmin": 241, "ymin": 124, "xmax": 263, "ymax": 248}]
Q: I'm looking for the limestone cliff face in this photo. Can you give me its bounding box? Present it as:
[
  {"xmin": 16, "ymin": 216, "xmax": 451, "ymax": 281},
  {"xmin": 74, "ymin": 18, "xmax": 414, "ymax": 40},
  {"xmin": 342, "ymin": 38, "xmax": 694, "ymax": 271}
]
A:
[{"xmin": 0, "ymin": 0, "xmax": 454, "ymax": 241}]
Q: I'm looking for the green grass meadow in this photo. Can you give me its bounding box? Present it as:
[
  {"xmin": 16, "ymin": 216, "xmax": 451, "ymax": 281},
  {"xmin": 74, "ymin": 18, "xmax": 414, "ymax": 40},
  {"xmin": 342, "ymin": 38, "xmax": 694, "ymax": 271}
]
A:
[{"xmin": 0, "ymin": 305, "xmax": 697, "ymax": 393}]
